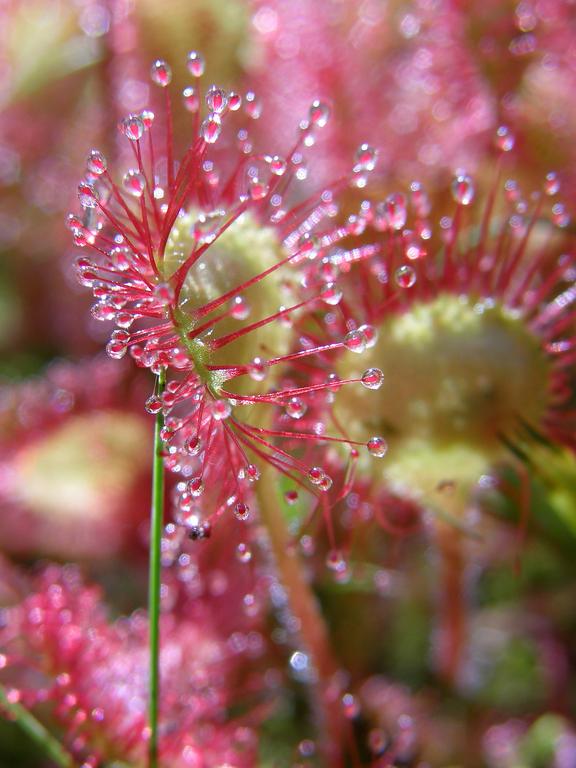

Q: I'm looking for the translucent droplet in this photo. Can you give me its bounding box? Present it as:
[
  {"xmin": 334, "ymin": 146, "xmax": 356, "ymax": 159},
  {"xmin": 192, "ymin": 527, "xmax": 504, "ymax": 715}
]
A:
[
  {"xmin": 185, "ymin": 436, "xmax": 201, "ymax": 455},
  {"xmin": 78, "ymin": 181, "xmax": 99, "ymax": 208},
  {"xmin": 367, "ymin": 436, "xmax": 388, "ymax": 457},
  {"xmin": 384, "ymin": 193, "xmax": 407, "ymax": 230},
  {"xmin": 319, "ymin": 473, "xmax": 333, "ymax": 492},
  {"xmin": 120, "ymin": 115, "xmax": 145, "ymax": 141},
  {"xmin": 236, "ymin": 543, "xmax": 252, "ymax": 563},
  {"xmin": 358, "ymin": 324, "xmax": 378, "ymax": 348},
  {"xmin": 186, "ymin": 50, "xmax": 205, "ymax": 77},
  {"xmin": 206, "ymin": 86, "xmax": 228, "ymax": 114},
  {"xmin": 309, "ymin": 99, "xmax": 330, "ymax": 128},
  {"xmin": 269, "ymin": 155, "xmax": 287, "ymax": 176},
  {"xmin": 354, "ymin": 143, "xmax": 377, "ymax": 172},
  {"xmin": 342, "ymin": 693, "xmax": 360, "ymax": 719},
  {"xmin": 451, "ymin": 173, "xmax": 475, "ymax": 205},
  {"xmin": 308, "ymin": 466, "xmax": 325, "ymax": 485},
  {"xmin": 182, "ymin": 86, "xmax": 199, "ymax": 113},
  {"xmin": 544, "ymin": 172, "xmax": 560, "ymax": 196},
  {"xmin": 140, "ymin": 109, "xmax": 155, "ymax": 128},
  {"xmin": 344, "ymin": 330, "xmax": 366, "ymax": 354},
  {"xmin": 87, "ymin": 150, "xmax": 107, "ymax": 175},
  {"xmin": 403, "ymin": 229, "xmax": 425, "ymax": 260},
  {"xmin": 326, "ymin": 549, "xmax": 347, "ymax": 573},
  {"xmin": 234, "ymin": 502, "xmax": 250, "ymax": 521},
  {"xmin": 249, "ymin": 176, "xmax": 269, "ymax": 200},
  {"xmin": 248, "ymin": 357, "xmax": 267, "ymax": 381},
  {"xmin": 495, "ymin": 125, "xmax": 515, "ymax": 152},
  {"xmin": 244, "ymin": 91, "xmax": 262, "ymax": 119},
  {"xmin": 106, "ymin": 340, "xmax": 127, "ymax": 359},
  {"xmin": 244, "ymin": 464, "xmax": 260, "ymax": 482},
  {"xmin": 230, "ymin": 295, "xmax": 250, "ymax": 319},
  {"xmin": 320, "ymin": 282, "xmax": 343, "ymax": 306},
  {"xmin": 200, "ymin": 115, "xmax": 221, "ymax": 144},
  {"xmin": 153, "ymin": 282, "xmax": 174, "ymax": 304},
  {"xmin": 395, "ymin": 265, "xmax": 416, "ymax": 288},
  {"xmin": 552, "ymin": 203, "xmax": 570, "ymax": 228},
  {"xmin": 361, "ymin": 368, "xmax": 384, "ymax": 390},
  {"xmin": 228, "ymin": 92, "xmax": 242, "ymax": 111},
  {"xmin": 188, "ymin": 477, "xmax": 204, "ymax": 497},
  {"xmin": 122, "ymin": 169, "xmax": 145, "ymax": 197},
  {"xmin": 212, "ymin": 399, "xmax": 231, "ymax": 420},
  {"xmin": 285, "ymin": 397, "xmax": 307, "ymax": 419},
  {"xmin": 145, "ymin": 395, "xmax": 163, "ymax": 414},
  {"xmin": 150, "ymin": 59, "xmax": 172, "ymax": 87},
  {"xmin": 284, "ymin": 490, "xmax": 299, "ymax": 505}
]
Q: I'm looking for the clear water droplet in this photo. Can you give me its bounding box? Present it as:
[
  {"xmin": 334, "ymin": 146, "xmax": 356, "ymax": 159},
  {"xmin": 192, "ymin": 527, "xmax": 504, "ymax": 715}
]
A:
[
  {"xmin": 153, "ymin": 282, "xmax": 174, "ymax": 304},
  {"xmin": 367, "ymin": 436, "xmax": 388, "ymax": 457},
  {"xmin": 451, "ymin": 173, "xmax": 475, "ymax": 205},
  {"xmin": 244, "ymin": 91, "xmax": 262, "ymax": 119},
  {"xmin": 212, "ymin": 399, "xmax": 231, "ymax": 420},
  {"xmin": 248, "ymin": 357, "xmax": 267, "ymax": 381},
  {"xmin": 150, "ymin": 59, "xmax": 172, "ymax": 87},
  {"xmin": 236, "ymin": 542, "xmax": 252, "ymax": 563},
  {"xmin": 309, "ymin": 99, "xmax": 330, "ymax": 128},
  {"xmin": 320, "ymin": 282, "xmax": 343, "ymax": 306},
  {"xmin": 344, "ymin": 330, "xmax": 366, "ymax": 354},
  {"xmin": 269, "ymin": 155, "xmax": 287, "ymax": 176},
  {"xmin": 78, "ymin": 181, "xmax": 99, "ymax": 208},
  {"xmin": 120, "ymin": 115, "xmax": 145, "ymax": 141},
  {"xmin": 182, "ymin": 86, "xmax": 199, "ymax": 113},
  {"xmin": 395, "ymin": 264, "xmax": 416, "ymax": 288},
  {"xmin": 206, "ymin": 85, "xmax": 228, "ymax": 114},
  {"xmin": 228, "ymin": 91, "xmax": 242, "ymax": 111},
  {"xmin": 358, "ymin": 324, "xmax": 378, "ymax": 348},
  {"xmin": 495, "ymin": 125, "xmax": 515, "ymax": 152},
  {"xmin": 87, "ymin": 150, "xmax": 107, "ymax": 175},
  {"xmin": 188, "ymin": 477, "xmax": 204, "ymax": 497},
  {"xmin": 384, "ymin": 193, "xmax": 407, "ymax": 230},
  {"xmin": 234, "ymin": 502, "xmax": 250, "ymax": 521},
  {"xmin": 361, "ymin": 368, "xmax": 384, "ymax": 390},
  {"xmin": 185, "ymin": 435, "xmax": 201, "ymax": 455},
  {"xmin": 544, "ymin": 172, "xmax": 560, "ymax": 196},
  {"xmin": 308, "ymin": 466, "xmax": 325, "ymax": 485},
  {"xmin": 145, "ymin": 395, "xmax": 163, "ymax": 414},
  {"xmin": 285, "ymin": 397, "xmax": 307, "ymax": 419},
  {"xmin": 122, "ymin": 169, "xmax": 145, "ymax": 197},
  {"xmin": 140, "ymin": 110, "xmax": 155, "ymax": 128},
  {"xmin": 200, "ymin": 115, "xmax": 221, "ymax": 144},
  {"xmin": 354, "ymin": 143, "xmax": 377, "ymax": 172},
  {"xmin": 230, "ymin": 295, "xmax": 250, "ymax": 319},
  {"xmin": 326, "ymin": 549, "xmax": 347, "ymax": 573},
  {"xmin": 186, "ymin": 50, "xmax": 205, "ymax": 77},
  {"xmin": 284, "ymin": 490, "xmax": 299, "ymax": 505}
]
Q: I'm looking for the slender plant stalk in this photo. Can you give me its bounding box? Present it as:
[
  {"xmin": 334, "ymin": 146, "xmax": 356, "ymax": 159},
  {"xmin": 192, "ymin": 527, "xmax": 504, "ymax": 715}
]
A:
[
  {"xmin": 0, "ymin": 685, "xmax": 74, "ymax": 767},
  {"xmin": 148, "ymin": 369, "xmax": 166, "ymax": 768},
  {"xmin": 256, "ymin": 465, "xmax": 344, "ymax": 767}
]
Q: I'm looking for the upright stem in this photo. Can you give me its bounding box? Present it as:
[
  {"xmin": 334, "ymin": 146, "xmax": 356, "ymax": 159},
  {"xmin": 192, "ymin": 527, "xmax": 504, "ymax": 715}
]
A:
[
  {"xmin": 256, "ymin": 465, "xmax": 344, "ymax": 766},
  {"xmin": 148, "ymin": 369, "xmax": 166, "ymax": 768},
  {"xmin": 0, "ymin": 686, "xmax": 74, "ymax": 767}
]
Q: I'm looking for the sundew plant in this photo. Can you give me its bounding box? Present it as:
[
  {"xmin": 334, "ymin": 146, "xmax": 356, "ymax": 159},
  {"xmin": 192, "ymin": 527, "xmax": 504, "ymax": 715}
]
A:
[{"xmin": 1, "ymin": 3, "xmax": 576, "ymax": 768}]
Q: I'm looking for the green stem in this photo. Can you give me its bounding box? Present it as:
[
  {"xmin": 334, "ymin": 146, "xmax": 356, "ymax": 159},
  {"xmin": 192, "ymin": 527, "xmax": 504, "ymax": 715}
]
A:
[
  {"xmin": 256, "ymin": 465, "xmax": 344, "ymax": 766},
  {"xmin": 0, "ymin": 685, "xmax": 74, "ymax": 767},
  {"xmin": 148, "ymin": 369, "xmax": 166, "ymax": 768}
]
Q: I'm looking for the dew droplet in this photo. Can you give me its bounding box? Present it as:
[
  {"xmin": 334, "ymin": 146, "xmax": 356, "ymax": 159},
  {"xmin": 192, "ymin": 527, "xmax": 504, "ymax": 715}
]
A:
[
  {"xmin": 309, "ymin": 99, "xmax": 330, "ymax": 128},
  {"xmin": 552, "ymin": 203, "xmax": 570, "ymax": 228},
  {"xmin": 367, "ymin": 436, "xmax": 388, "ymax": 457},
  {"xmin": 249, "ymin": 176, "xmax": 269, "ymax": 200},
  {"xmin": 544, "ymin": 172, "xmax": 560, "ymax": 196},
  {"xmin": 182, "ymin": 86, "xmax": 199, "ymax": 113},
  {"xmin": 344, "ymin": 330, "xmax": 366, "ymax": 354},
  {"xmin": 234, "ymin": 502, "xmax": 250, "ymax": 521},
  {"xmin": 145, "ymin": 396, "xmax": 163, "ymax": 414},
  {"xmin": 150, "ymin": 59, "xmax": 172, "ymax": 87},
  {"xmin": 358, "ymin": 323, "xmax": 378, "ymax": 348},
  {"xmin": 384, "ymin": 192, "xmax": 407, "ymax": 230},
  {"xmin": 188, "ymin": 477, "xmax": 204, "ymax": 497},
  {"xmin": 285, "ymin": 397, "xmax": 307, "ymax": 419},
  {"xmin": 106, "ymin": 340, "xmax": 127, "ymax": 359},
  {"xmin": 185, "ymin": 435, "xmax": 201, "ymax": 455},
  {"xmin": 395, "ymin": 264, "xmax": 416, "ymax": 288},
  {"xmin": 228, "ymin": 91, "xmax": 242, "ymax": 111},
  {"xmin": 78, "ymin": 181, "xmax": 99, "ymax": 209},
  {"xmin": 212, "ymin": 399, "xmax": 231, "ymax": 420},
  {"xmin": 284, "ymin": 490, "xmax": 299, "ymax": 505},
  {"xmin": 153, "ymin": 282, "xmax": 174, "ymax": 304},
  {"xmin": 200, "ymin": 115, "xmax": 221, "ymax": 144},
  {"xmin": 495, "ymin": 125, "xmax": 515, "ymax": 152},
  {"xmin": 308, "ymin": 466, "xmax": 325, "ymax": 485},
  {"xmin": 244, "ymin": 91, "xmax": 262, "ymax": 119},
  {"xmin": 269, "ymin": 155, "xmax": 287, "ymax": 176},
  {"xmin": 120, "ymin": 115, "xmax": 145, "ymax": 141},
  {"xmin": 187, "ymin": 50, "xmax": 205, "ymax": 77},
  {"xmin": 320, "ymin": 282, "xmax": 343, "ymax": 306},
  {"xmin": 248, "ymin": 357, "xmax": 267, "ymax": 381},
  {"xmin": 206, "ymin": 85, "xmax": 228, "ymax": 114},
  {"xmin": 361, "ymin": 368, "xmax": 384, "ymax": 390},
  {"xmin": 354, "ymin": 143, "xmax": 377, "ymax": 172},
  {"xmin": 230, "ymin": 295, "xmax": 250, "ymax": 319},
  {"xmin": 122, "ymin": 169, "xmax": 145, "ymax": 197},
  {"xmin": 451, "ymin": 173, "xmax": 475, "ymax": 205},
  {"xmin": 326, "ymin": 549, "xmax": 347, "ymax": 573},
  {"xmin": 236, "ymin": 542, "xmax": 252, "ymax": 563},
  {"xmin": 87, "ymin": 150, "xmax": 107, "ymax": 175}
]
